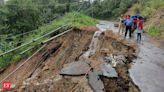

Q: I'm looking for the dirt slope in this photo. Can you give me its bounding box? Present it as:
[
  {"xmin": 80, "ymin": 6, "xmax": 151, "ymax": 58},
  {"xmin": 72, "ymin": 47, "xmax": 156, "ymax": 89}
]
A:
[{"xmin": 0, "ymin": 28, "xmax": 139, "ymax": 92}]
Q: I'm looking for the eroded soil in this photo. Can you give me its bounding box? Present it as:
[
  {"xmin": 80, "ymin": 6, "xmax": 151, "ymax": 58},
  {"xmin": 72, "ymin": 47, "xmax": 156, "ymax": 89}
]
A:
[
  {"xmin": 90, "ymin": 31, "xmax": 139, "ymax": 92},
  {"xmin": 0, "ymin": 28, "xmax": 139, "ymax": 92}
]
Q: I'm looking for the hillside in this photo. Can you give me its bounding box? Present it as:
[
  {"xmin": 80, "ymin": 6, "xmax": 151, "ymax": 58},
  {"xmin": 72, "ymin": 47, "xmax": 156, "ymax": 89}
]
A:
[
  {"xmin": 0, "ymin": 12, "xmax": 97, "ymax": 68},
  {"xmin": 0, "ymin": 26, "xmax": 140, "ymax": 92},
  {"xmin": 126, "ymin": 0, "xmax": 164, "ymax": 40},
  {"xmin": 0, "ymin": 0, "xmax": 164, "ymax": 92}
]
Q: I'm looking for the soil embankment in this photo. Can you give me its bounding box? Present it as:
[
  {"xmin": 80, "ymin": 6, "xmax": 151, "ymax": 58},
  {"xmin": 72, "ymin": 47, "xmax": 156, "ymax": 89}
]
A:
[{"xmin": 0, "ymin": 27, "xmax": 139, "ymax": 92}]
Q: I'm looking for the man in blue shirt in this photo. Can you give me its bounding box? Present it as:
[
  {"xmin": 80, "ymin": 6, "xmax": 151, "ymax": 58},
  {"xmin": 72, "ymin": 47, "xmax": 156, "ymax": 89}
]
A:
[{"xmin": 124, "ymin": 15, "xmax": 133, "ymax": 38}]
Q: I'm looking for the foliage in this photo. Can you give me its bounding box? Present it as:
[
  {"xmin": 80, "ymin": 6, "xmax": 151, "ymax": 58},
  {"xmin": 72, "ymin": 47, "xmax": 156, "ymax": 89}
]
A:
[
  {"xmin": 0, "ymin": 12, "xmax": 97, "ymax": 68},
  {"xmin": 6, "ymin": 0, "xmax": 41, "ymax": 35},
  {"xmin": 66, "ymin": 12, "xmax": 97, "ymax": 27},
  {"xmin": 0, "ymin": 0, "xmax": 81, "ymax": 35},
  {"xmin": 131, "ymin": 0, "xmax": 164, "ymax": 38},
  {"xmin": 148, "ymin": 26, "xmax": 161, "ymax": 37},
  {"xmin": 0, "ymin": 6, "xmax": 8, "ymax": 34},
  {"xmin": 85, "ymin": 0, "xmax": 135, "ymax": 19},
  {"xmin": 133, "ymin": 0, "xmax": 164, "ymax": 18},
  {"xmin": 0, "ymin": 0, "xmax": 84, "ymax": 68}
]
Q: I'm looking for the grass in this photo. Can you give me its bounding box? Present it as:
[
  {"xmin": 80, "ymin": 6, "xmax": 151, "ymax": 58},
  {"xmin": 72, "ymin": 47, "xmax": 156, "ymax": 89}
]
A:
[
  {"xmin": 130, "ymin": 0, "xmax": 164, "ymax": 38},
  {"xmin": 0, "ymin": 12, "xmax": 97, "ymax": 68},
  {"xmin": 148, "ymin": 26, "xmax": 161, "ymax": 37},
  {"xmin": 135, "ymin": 0, "xmax": 164, "ymax": 18}
]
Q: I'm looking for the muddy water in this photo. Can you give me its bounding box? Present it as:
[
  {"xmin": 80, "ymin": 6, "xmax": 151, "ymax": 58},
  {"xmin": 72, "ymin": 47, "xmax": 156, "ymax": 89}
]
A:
[{"xmin": 97, "ymin": 21, "xmax": 164, "ymax": 92}]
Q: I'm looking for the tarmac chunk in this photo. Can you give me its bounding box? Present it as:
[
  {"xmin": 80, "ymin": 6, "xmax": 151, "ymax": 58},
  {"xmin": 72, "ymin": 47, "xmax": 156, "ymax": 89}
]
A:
[
  {"xmin": 100, "ymin": 64, "xmax": 118, "ymax": 78},
  {"xmin": 60, "ymin": 61, "xmax": 90, "ymax": 76},
  {"xmin": 88, "ymin": 70, "xmax": 105, "ymax": 92}
]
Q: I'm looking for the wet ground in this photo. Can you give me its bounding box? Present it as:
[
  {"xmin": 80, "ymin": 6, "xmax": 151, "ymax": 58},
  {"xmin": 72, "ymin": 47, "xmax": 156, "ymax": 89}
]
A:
[
  {"xmin": 129, "ymin": 35, "xmax": 164, "ymax": 92},
  {"xmin": 0, "ymin": 28, "xmax": 95, "ymax": 91},
  {"xmin": 97, "ymin": 21, "xmax": 164, "ymax": 92},
  {"xmin": 0, "ymin": 21, "xmax": 163, "ymax": 92},
  {"xmin": 0, "ymin": 26, "xmax": 139, "ymax": 92}
]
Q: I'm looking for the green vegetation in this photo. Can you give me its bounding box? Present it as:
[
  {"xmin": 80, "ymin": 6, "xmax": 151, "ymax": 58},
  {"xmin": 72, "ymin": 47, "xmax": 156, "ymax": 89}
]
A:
[
  {"xmin": 0, "ymin": 0, "xmax": 82, "ymax": 35},
  {"xmin": 84, "ymin": 0, "xmax": 136, "ymax": 19},
  {"xmin": 132, "ymin": 0, "xmax": 164, "ymax": 18},
  {"xmin": 0, "ymin": 0, "xmax": 135, "ymax": 68},
  {"xmin": 67, "ymin": 12, "xmax": 97, "ymax": 27},
  {"xmin": 148, "ymin": 26, "xmax": 161, "ymax": 37},
  {"xmin": 0, "ymin": 0, "xmax": 97, "ymax": 68},
  {"xmin": 0, "ymin": 12, "xmax": 97, "ymax": 68},
  {"xmin": 131, "ymin": 0, "xmax": 164, "ymax": 38}
]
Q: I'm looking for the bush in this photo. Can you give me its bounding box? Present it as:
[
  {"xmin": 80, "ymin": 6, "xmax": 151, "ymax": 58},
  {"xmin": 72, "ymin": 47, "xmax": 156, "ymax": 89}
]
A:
[
  {"xmin": 131, "ymin": 4, "xmax": 140, "ymax": 15},
  {"xmin": 139, "ymin": 0, "xmax": 164, "ymax": 18},
  {"xmin": 141, "ymin": 6, "xmax": 155, "ymax": 18},
  {"xmin": 0, "ymin": 12, "xmax": 97, "ymax": 68},
  {"xmin": 85, "ymin": 0, "xmax": 135, "ymax": 19},
  {"xmin": 148, "ymin": 0, "xmax": 164, "ymax": 10},
  {"xmin": 148, "ymin": 26, "xmax": 161, "ymax": 37}
]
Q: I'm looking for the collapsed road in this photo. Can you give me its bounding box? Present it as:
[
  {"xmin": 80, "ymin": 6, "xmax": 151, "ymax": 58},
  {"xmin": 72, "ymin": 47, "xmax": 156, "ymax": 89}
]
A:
[
  {"xmin": 60, "ymin": 27, "xmax": 118, "ymax": 92},
  {"xmin": 0, "ymin": 22, "xmax": 140, "ymax": 92},
  {"xmin": 59, "ymin": 22, "xmax": 139, "ymax": 92},
  {"xmin": 96, "ymin": 21, "xmax": 164, "ymax": 92}
]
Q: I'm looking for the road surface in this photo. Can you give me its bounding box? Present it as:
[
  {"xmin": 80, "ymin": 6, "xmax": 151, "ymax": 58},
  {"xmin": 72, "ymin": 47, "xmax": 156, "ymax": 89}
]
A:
[{"xmin": 96, "ymin": 21, "xmax": 164, "ymax": 92}]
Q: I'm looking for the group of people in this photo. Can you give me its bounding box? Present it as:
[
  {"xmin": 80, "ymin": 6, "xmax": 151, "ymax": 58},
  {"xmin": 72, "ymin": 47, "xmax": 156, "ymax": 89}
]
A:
[{"xmin": 118, "ymin": 15, "xmax": 144, "ymax": 41}]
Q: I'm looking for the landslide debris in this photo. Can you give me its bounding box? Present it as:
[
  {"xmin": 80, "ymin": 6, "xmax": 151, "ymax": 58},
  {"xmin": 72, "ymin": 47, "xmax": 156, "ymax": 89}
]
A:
[{"xmin": 0, "ymin": 28, "xmax": 139, "ymax": 92}]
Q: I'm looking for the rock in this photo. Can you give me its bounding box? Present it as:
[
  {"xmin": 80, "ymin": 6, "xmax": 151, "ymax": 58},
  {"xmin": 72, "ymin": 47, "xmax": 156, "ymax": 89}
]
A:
[
  {"xmin": 104, "ymin": 56, "xmax": 112, "ymax": 63},
  {"xmin": 36, "ymin": 82, "xmax": 40, "ymax": 86},
  {"xmin": 20, "ymin": 85, "xmax": 26, "ymax": 90},
  {"xmin": 114, "ymin": 55, "xmax": 126, "ymax": 63},
  {"xmin": 44, "ymin": 79, "xmax": 51, "ymax": 84},
  {"xmin": 53, "ymin": 75, "xmax": 62, "ymax": 82},
  {"xmin": 100, "ymin": 48, "xmax": 110, "ymax": 55},
  {"xmin": 100, "ymin": 64, "xmax": 118, "ymax": 78},
  {"xmin": 25, "ymin": 78, "xmax": 33, "ymax": 82},
  {"xmin": 11, "ymin": 84, "xmax": 16, "ymax": 89},
  {"xmin": 110, "ymin": 54, "xmax": 117, "ymax": 67},
  {"xmin": 42, "ymin": 65, "xmax": 49, "ymax": 71},
  {"xmin": 88, "ymin": 70, "xmax": 105, "ymax": 92}
]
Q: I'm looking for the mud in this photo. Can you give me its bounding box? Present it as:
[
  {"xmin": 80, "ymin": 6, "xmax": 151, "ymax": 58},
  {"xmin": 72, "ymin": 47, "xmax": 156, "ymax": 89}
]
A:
[
  {"xmin": 0, "ymin": 28, "xmax": 139, "ymax": 92},
  {"xmin": 129, "ymin": 33, "xmax": 164, "ymax": 92},
  {"xmin": 90, "ymin": 31, "xmax": 139, "ymax": 92},
  {"xmin": 0, "ymin": 28, "xmax": 94, "ymax": 92},
  {"xmin": 80, "ymin": 26, "xmax": 99, "ymax": 32},
  {"xmin": 97, "ymin": 21, "xmax": 164, "ymax": 92}
]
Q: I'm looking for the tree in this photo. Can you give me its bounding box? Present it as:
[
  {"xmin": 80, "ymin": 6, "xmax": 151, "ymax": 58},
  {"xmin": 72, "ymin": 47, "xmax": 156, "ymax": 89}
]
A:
[
  {"xmin": 6, "ymin": 0, "xmax": 40, "ymax": 35},
  {"xmin": 85, "ymin": 0, "xmax": 135, "ymax": 19},
  {"xmin": 0, "ymin": 6, "xmax": 8, "ymax": 34}
]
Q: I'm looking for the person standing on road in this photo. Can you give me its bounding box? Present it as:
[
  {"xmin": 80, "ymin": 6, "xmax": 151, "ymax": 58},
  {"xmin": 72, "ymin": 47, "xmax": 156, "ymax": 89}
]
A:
[
  {"xmin": 124, "ymin": 15, "xmax": 133, "ymax": 38},
  {"xmin": 136, "ymin": 16, "xmax": 144, "ymax": 41},
  {"xmin": 131, "ymin": 16, "xmax": 138, "ymax": 34},
  {"xmin": 118, "ymin": 15, "xmax": 125, "ymax": 34}
]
